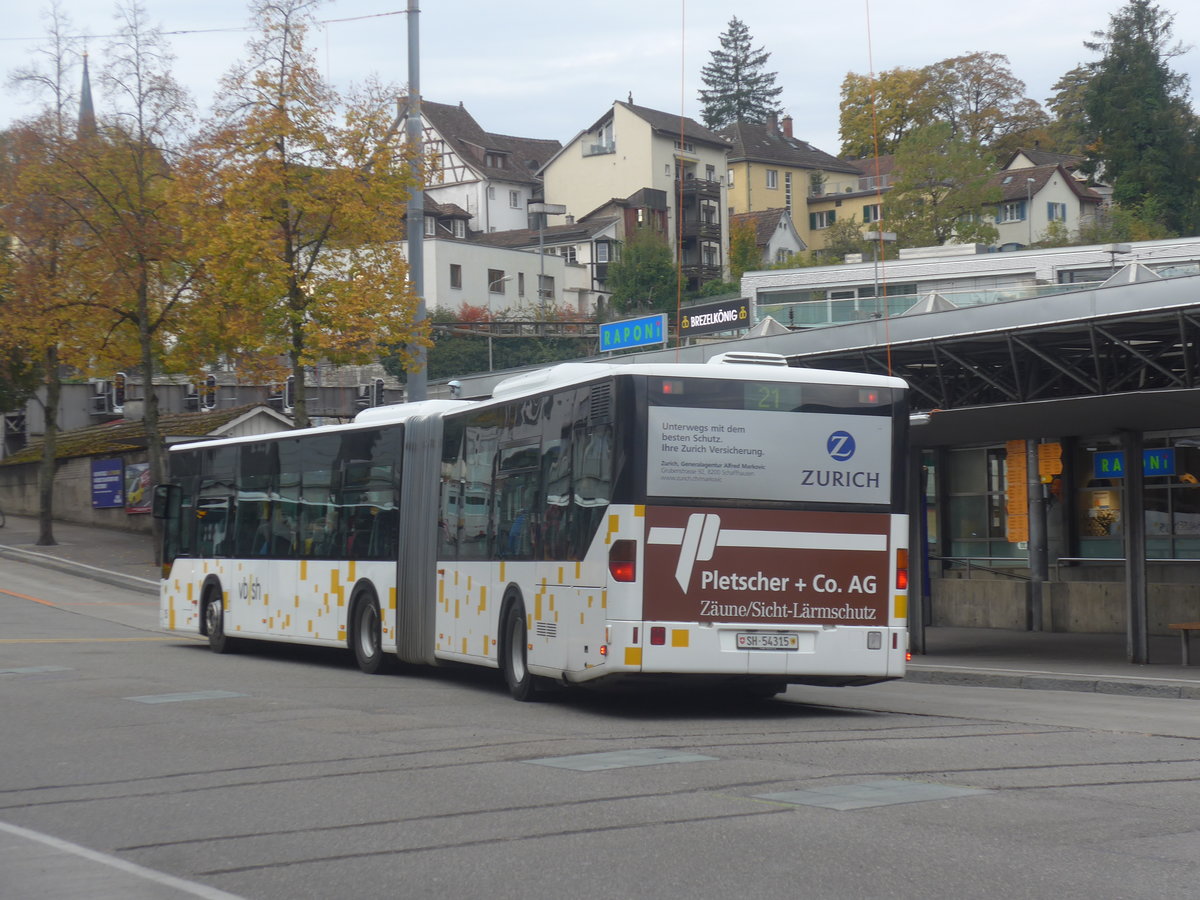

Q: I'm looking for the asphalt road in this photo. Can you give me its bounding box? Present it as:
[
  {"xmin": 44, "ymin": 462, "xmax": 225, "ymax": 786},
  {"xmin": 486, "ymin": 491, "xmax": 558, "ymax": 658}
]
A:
[{"xmin": 2, "ymin": 559, "xmax": 1199, "ymax": 900}]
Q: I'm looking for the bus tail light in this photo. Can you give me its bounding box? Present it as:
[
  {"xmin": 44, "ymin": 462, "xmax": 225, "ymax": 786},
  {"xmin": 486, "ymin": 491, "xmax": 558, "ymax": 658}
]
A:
[
  {"xmin": 650, "ymin": 626, "xmax": 666, "ymax": 645},
  {"xmin": 609, "ymin": 540, "xmax": 636, "ymax": 582},
  {"xmin": 895, "ymin": 548, "xmax": 909, "ymax": 590}
]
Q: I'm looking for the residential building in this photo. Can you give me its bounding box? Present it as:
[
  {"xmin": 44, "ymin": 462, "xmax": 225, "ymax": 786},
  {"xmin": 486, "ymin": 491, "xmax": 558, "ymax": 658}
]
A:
[
  {"xmin": 730, "ymin": 208, "xmax": 806, "ymax": 267},
  {"xmin": 418, "ymin": 99, "xmax": 561, "ymax": 234},
  {"xmin": 722, "ymin": 116, "xmax": 861, "ymax": 251},
  {"xmin": 540, "ymin": 100, "xmax": 730, "ymax": 290},
  {"xmin": 989, "ymin": 164, "xmax": 1103, "ymax": 249}
]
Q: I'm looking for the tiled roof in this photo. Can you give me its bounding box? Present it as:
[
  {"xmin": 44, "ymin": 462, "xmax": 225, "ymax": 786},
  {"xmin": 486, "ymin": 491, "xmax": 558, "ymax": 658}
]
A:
[
  {"xmin": 722, "ymin": 121, "xmax": 858, "ymax": 174},
  {"xmin": 732, "ymin": 208, "xmax": 788, "ymax": 248},
  {"xmin": 615, "ymin": 101, "xmax": 731, "ymax": 148},
  {"xmin": 1006, "ymin": 148, "xmax": 1084, "ymax": 170},
  {"xmin": 988, "ymin": 165, "xmax": 1102, "ymax": 203},
  {"xmin": 849, "ymin": 155, "xmax": 897, "ymax": 178},
  {"xmin": 1, "ymin": 405, "xmax": 287, "ymax": 467},
  {"xmin": 420, "ymin": 99, "xmax": 562, "ymax": 186}
]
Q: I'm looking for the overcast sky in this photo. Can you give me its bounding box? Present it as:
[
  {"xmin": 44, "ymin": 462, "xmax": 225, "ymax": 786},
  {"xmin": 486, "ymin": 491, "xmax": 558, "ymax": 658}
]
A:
[{"xmin": 3, "ymin": 0, "xmax": 1199, "ymax": 156}]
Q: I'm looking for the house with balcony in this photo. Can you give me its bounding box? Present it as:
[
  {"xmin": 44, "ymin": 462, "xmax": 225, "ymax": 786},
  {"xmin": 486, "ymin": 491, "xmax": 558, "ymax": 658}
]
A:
[
  {"xmin": 722, "ymin": 115, "xmax": 861, "ymax": 252},
  {"xmin": 540, "ymin": 100, "xmax": 730, "ymax": 290},
  {"xmin": 417, "ymin": 99, "xmax": 561, "ymax": 234}
]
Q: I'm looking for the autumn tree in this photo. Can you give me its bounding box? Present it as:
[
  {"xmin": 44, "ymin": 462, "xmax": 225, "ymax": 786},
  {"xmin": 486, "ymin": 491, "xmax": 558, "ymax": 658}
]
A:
[
  {"xmin": 884, "ymin": 124, "xmax": 1000, "ymax": 247},
  {"xmin": 698, "ymin": 16, "xmax": 784, "ymax": 129},
  {"xmin": 728, "ymin": 218, "xmax": 760, "ymax": 281},
  {"xmin": 0, "ymin": 6, "xmax": 91, "ymax": 545},
  {"xmin": 1082, "ymin": 0, "xmax": 1199, "ymax": 233},
  {"xmin": 605, "ymin": 225, "xmax": 679, "ymax": 315},
  {"xmin": 186, "ymin": 0, "xmax": 423, "ymax": 427},
  {"xmin": 838, "ymin": 67, "xmax": 935, "ymax": 158},
  {"xmin": 55, "ymin": 2, "xmax": 200, "ymax": 494}
]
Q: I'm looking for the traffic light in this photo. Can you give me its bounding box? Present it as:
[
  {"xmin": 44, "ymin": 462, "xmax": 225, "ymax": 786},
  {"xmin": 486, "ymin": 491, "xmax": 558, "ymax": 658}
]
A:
[
  {"xmin": 372, "ymin": 378, "xmax": 385, "ymax": 407},
  {"xmin": 284, "ymin": 375, "xmax": 295, "ymax": 411},
  {"xmin": 112, "ymin": 372, "xmax": 126, "ymax": 411},
  {"xmin": 203, "ymin": 374, "xmax": 217, "ymax": 410}
]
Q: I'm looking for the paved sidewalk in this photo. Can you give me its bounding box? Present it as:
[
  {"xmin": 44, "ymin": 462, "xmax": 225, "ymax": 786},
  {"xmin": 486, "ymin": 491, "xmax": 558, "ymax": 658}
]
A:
[{"xmin": 2, "ymin": 513, "xmax": 1198, "ymax": 699}]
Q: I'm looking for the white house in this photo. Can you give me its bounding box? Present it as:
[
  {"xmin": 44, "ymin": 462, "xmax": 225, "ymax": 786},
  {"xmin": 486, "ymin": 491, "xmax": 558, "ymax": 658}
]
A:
[
  {"xmin": 540, "ymin": 100, "xmax": 731, "ymax": 290},
  {"xmin": 417, "ymin": 99, "xmax": 561, "ymax": 235},
  {"xmin": 988, "ymin": 164, "xmax": 1103, "ymax": 249},
  {"xmin": 731, "ymin": 208, "xmax": 807, "ymax": 266}
]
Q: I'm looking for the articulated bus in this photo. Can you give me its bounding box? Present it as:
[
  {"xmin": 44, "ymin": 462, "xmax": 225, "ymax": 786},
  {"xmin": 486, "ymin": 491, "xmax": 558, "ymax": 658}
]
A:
[{"xmin": 157, "ymin": 353, "xmax": 910, "ymax": 700}]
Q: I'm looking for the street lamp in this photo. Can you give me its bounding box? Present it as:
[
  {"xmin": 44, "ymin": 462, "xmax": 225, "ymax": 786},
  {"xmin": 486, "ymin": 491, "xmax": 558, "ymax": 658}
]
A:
[
  {"xmin": 528, "ymin": 201, "xmax": 566, "ymax": 318},
  {"xmin": 1026, "ymin": 177, "xmax": 1036, "ymax": 246},
  {"xmin": 864, "ymin": 231, "xmax": 897, "ymax": 317}
]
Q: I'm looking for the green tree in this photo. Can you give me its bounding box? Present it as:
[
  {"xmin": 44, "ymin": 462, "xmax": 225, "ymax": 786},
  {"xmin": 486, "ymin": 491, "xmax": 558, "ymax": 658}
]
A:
[
  {"xmin": 816, "ymin": 217, "xmax": 872, "ymax": 262},
  {"xmin": 885, "ymin": 124, "xmax": 1000, "ymax": 247},
  {"xmin": 697, "ymin": 16, "xmax": 783, "ymax": 129},
  {"xmin": 728, "ymin": 218, "xmax": 760, "ymax": 281},
  {"xmin": 604, "ymin": 226, "xmax": 679, "ymax": 315},
  {"xmin": 1082, "ymin": 0, "xmax": 1199, "ymax": 233},
  {"xmin": 185, "ymin": 0, "xmax": 424, "ymax": 427},
  {"xmin": 1044, "ymin": 65, "xmax": 1095, "ymax": 156}
]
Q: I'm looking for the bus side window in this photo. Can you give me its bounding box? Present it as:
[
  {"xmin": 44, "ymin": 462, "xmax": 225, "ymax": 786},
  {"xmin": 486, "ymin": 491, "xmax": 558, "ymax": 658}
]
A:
[{"xmin": 571, "ymin": 424, "xmax": 613, "ymax": 558}]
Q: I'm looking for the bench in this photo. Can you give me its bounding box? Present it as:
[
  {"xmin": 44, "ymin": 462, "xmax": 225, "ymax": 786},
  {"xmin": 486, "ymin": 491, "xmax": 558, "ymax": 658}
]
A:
[{"xmin": 1167, "ymin": 622, "xmax": 1200, "ymax": 666}]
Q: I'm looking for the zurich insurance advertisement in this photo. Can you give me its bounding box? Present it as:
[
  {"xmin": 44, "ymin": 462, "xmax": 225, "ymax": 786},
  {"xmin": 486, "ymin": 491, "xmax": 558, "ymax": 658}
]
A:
[{"xmin": 644, "ymin": 407, "xmax": 892, "ymax": 626}]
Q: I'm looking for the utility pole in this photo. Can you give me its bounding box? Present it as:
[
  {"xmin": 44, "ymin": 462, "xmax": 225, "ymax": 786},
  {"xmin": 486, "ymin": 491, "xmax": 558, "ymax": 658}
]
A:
[{"xmin": 404, "ymin": 0, "xmax": 427, "ymax": 402}]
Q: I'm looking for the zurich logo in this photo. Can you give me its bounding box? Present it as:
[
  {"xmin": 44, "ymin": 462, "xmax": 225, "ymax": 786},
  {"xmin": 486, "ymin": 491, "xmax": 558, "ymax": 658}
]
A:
[{"xmin": 826, "ymin": 431, "xmax": 856, "ymax": 461}]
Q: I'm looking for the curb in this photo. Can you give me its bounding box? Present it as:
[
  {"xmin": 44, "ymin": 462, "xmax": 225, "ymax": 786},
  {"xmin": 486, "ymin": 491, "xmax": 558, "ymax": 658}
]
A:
[
  {"xmin": 906, "ymin": 666, "xmax": 1200, "ymax": 701},
  {"xmin": 0, "ymin": 545, "xmax": 159, "ymax": 597}
]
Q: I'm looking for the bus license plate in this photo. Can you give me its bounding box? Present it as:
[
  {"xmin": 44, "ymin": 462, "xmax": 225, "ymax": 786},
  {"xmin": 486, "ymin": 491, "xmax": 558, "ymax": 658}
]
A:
[{"xmin": 736, "ymin": 632, "xmax": 799, "ymax": 651}]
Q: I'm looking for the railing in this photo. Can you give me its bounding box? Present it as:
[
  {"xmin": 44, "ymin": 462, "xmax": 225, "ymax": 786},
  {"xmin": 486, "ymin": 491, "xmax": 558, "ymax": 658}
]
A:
[
  {"xmin": 584, "ymin": 141, "xmax": 615, "ymax": 157},
  {"xmin": 757, "ymin": 281, "xmax": 1106, "ymax": 329},
  {"xmin": 932, "ymin": 556, "xmax": 1031, "ymax": 581}
]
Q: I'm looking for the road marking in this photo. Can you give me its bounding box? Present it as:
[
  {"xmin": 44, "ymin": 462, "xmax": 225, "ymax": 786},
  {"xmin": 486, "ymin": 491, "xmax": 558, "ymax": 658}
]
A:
[
  {"xmin": 0, "ymin": 820, "xmax": 246, "ymax": 899},
  {"xmin": 756, "ymin": 780, "xmax": 991, "ymax": 811},
  {"xmin": 0, "ymin": 637, "xmax": 179, "ymax": 644},
  {"xmin": 0, "ymin": 665, "xmax": 73, "ymax": 674},
  {"xmin": 0, "ymin": 586, "xmax": 55, "ymax": 606},
  {"xmin": 526, "ymin": 749, "xmax": 717, "ymax": 771},
  {"xmin": 126, "ymin": 690, "xmax": 246, "ymax": 704}
]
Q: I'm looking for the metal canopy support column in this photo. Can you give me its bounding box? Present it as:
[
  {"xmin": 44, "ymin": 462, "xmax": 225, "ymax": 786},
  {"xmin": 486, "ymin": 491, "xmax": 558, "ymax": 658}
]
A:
[
  {"xmin": 907, "ymin": 448, "xmax": 926, "ymax": 654},
  {"xmin": 1121, "ymin": 429, "xmax": 1149, "ymax": 664}
]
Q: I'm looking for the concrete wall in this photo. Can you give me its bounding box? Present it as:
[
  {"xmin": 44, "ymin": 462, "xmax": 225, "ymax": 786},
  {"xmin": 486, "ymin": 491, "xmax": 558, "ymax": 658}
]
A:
[
  {"xmin": 932, "ymin": 575, "xmax": 1200, "ymax": 634},
  {"xmin": 0, "ymin": 453, "xmax": 153, "ymax": 534}
]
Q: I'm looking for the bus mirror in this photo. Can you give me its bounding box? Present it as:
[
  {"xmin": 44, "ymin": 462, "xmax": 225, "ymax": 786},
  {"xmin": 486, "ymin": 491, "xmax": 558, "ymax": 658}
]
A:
[{"xmin": 152, "ymin": 483, "xmax": 178, "ymax": 519}]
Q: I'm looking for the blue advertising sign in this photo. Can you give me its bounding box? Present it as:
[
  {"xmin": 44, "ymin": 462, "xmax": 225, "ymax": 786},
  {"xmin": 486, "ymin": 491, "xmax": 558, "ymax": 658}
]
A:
[
  {"xmin": 91, "ymin": 458, "xmax": 125, "ymax": 508},
  {"xmin": 1092, "ymin": 448, "xmax": 1176, "ymax": 479},
  {"xmin": 599, "ymin": 313, "xmax": 667, "ymax": 352}
]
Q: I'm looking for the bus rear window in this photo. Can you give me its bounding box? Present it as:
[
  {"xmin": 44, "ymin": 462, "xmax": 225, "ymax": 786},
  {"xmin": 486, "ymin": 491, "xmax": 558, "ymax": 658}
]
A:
[{"xmin": 649, "ymin": 377, "xmax": 894, "ymax": 415}]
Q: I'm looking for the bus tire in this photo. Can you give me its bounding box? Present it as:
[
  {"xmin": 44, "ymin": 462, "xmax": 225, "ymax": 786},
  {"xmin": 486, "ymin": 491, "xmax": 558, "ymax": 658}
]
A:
[
  {"xmin": 351, "ymin": 590, "xmax": 391, "ymax": 674},
  {"xmin": 203, "ymin": 587, "xmax": 236, "ymax": 655},
  {"xmin": 500, "ymin": 597, "xmax": 538, "ymax": 702}
]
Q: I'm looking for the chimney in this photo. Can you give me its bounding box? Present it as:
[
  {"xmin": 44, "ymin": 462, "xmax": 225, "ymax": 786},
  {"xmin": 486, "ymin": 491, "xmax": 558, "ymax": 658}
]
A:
[
  {"xmin": 565, "ymin": 215, "xmax": 575, "ymax": 225},
  {"xmin": 767, "ymin": 112, "xmax": 778, "ymax": 132},
  {"xmin": 782, "ymin": 115, "xmax": 793, "ymax": 138}
]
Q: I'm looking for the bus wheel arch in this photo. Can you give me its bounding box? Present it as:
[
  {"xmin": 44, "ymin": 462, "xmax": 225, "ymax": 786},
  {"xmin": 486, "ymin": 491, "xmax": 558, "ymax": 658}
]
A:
[
  {"xmin": 201, "ymin": 577, "xmax": 236, "ymax": 654},
  {"xmin": 349, "ymin": 581, "xmax": 391, "ymax": 674}
]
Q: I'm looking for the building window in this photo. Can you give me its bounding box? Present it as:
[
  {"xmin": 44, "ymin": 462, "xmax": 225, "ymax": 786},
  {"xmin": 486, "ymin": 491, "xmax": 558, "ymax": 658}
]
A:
[
  {"xmin": 596, "ymin": 242, "xmax": 610, "ymax": 263},
  {"xmin": 1047, "ymin": 202, "xmax": 1067, "ymax": 222},
  {"xmin": 784, "ymin": 172, "xmax": 792, "ymax": 213},
  {"xmin": 945, "ymin": 446, "xmax": 1016, "ymax": 562},
  {"xmin": 538, "ymin": 274, "xmax": 554, "ymax": 301},
  {"xmin": 488, "ymin": 269, "xmax": 506, "ymax": 294},
  {"xmin": 485, "ymin": 152, "xmax": 506, "ymax": 169},
  {"xmin": 765, "ymin": 169, "xmax": 778, "ymax": 190},
  {"xmin": 728, "ymin": 169, "xmax": 734, "ymax": 188},
  {"xmin": 562, "ymin": 245, "xmax": 577, "ymax": 264},
  {"xmin": 775, "ymin": 248, "xmax": 790, "ymax": 263},
  {"xmin": 1000, "ymin": 200, "xmax": 1026, "ymax": 223},
  {"xmin": 518, "ymin": 273, "xmax": 525, "ymax": 297},
  {"xmin": 702, "ymin": 243, "xmax": 718, "ymax": 267},
  {"xmin": 705, "ymin": 164, "xmax": 716, "ymax": 182},
  {"xmin": 423, "ymin": 217, "xmax": 436, "ymax": 236},
  {"xmin": 863, "ymin": 204, "xmax": 882, "ymax": 223},
  {"xmin": 487, "ymin": 186, "xmax": 496, "ymax": 200},
  {"xmin": 509, "ymin": 190, "xmax": 520, "ymax": 209},
  {"xmin": 452, "ymin": 219, "xmax": 466, "ymax": 238},
  {"xmin": 450, "ymin": 264, "xmax": 462, "ymax": 289},
  {"xmin": 674, "ymin": 139, "xmax": 695, "ymax": 153},
  {"xmin": 808, "ymin": 210, "xmax": 836, "ymax": 230}
]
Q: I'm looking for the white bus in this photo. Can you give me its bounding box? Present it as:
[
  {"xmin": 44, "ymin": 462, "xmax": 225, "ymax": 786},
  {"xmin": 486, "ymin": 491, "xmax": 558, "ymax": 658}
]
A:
[{"xmin": 157, "ymin": 354, "xmax": 910, "ymax": 700}]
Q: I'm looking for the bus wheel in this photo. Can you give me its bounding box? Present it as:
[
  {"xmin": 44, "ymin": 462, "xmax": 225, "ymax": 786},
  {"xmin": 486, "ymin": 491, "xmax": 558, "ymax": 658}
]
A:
[
  {"xmin": 351, "ymin": 592, "xmax": 390, "ymax": 674},
  {"xmin": 204, "ymin": 590, "xmax": 235, "ymax": 655},
  {"xmin": 501, "ymin": 598, "xmax": 537, "ymax": 701}
]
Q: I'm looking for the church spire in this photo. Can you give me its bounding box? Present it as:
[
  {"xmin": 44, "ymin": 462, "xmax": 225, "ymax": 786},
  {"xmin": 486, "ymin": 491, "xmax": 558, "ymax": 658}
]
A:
[{"xmin": 78, "ymin": 52, "xmax": 96, "ymax": 137}]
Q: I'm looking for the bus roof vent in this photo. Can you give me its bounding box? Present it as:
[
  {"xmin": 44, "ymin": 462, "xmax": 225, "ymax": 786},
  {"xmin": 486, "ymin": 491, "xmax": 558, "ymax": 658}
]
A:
[
  {"xmin": 588, "ymin": 381, "xmax": 613, "ymax": 425},
  {"xmin": 707, "ymin": 352, "xmax": 790, "ymax": 367}
]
